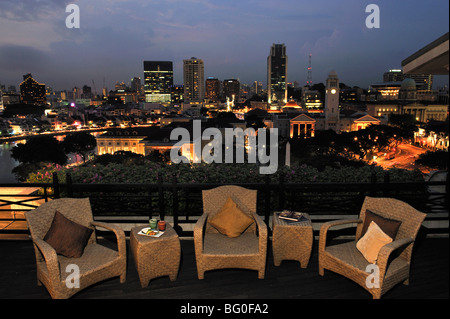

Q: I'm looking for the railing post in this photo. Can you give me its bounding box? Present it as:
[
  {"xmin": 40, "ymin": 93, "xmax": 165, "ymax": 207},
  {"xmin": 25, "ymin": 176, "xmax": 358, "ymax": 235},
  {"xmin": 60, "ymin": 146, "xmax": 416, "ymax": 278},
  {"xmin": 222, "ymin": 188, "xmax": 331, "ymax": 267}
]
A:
[
  {"xmin": 278, "ymin": 172, "xmax": 285, "ymax": 211},
  {"xmin": 383, "ymin": 171, "xmax": 390, "ymax": 197},
  {"xmin": 66, "ymin": 173, "xmax": 73, "ymax": 198},
  {"xmin": 157, "ymin": 172, "xmax": 165, "ymax": 220},
  {"xmin": 172, "ymin": 174, "xmax": 182, "ymax": 235},
  {"xmin": 370, "ymin": 169, "xmax": 377, "ymax": 197},
  {"xmin": 445, "ymin": 170, "xmax": 449, "ymax": 210},
  {"xmin": 43, "ymin": 186, "xmax": 49, "ymax": 202},
  {"xmin": 52, "ymin": 172, "xmax": 60, "ymax": 199},
  {"xmin": 264, "ymin": 175, "xmax": 271, "ymax": 225}
]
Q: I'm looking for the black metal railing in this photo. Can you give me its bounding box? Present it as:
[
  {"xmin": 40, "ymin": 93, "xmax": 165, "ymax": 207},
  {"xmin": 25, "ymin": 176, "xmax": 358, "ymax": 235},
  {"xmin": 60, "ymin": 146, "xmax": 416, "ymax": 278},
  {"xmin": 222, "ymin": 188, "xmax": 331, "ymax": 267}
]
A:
[{"xmin": 1, "ymin": 171, "xmax": 448, "ymax": 238}]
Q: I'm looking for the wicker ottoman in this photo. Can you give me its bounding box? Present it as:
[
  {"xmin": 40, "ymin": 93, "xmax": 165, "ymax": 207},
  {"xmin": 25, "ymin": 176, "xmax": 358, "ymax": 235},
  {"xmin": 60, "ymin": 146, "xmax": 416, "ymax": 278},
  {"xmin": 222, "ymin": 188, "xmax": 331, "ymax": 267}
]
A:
[
  {"xmin": 130, "ymin": 224, "xmax": 181, "ymax": 288},
  {"xmin": 272, "ymin": 212, "xmax": 313, "ymax": 268}
]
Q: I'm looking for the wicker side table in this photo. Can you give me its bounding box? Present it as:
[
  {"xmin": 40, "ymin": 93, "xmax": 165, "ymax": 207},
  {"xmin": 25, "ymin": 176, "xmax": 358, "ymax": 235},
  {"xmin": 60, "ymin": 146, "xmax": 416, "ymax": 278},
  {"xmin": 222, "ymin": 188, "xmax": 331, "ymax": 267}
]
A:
[
  {"xmin": 130, "ymin": 224, "xmax": 181, "ymax": 288},
  {"xmin": 272, "ymin": 212, "xmax": 313, "ymax": 268}
]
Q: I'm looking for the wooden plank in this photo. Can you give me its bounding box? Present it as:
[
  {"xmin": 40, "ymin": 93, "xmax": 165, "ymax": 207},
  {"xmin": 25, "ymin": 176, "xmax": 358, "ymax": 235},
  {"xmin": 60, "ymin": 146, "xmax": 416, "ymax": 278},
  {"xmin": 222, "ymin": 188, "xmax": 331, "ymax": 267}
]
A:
[
  {"xmin": 0, "ymin": 220, "xmax": 28, "ymax": 230},
  {"xmin": 0, "ymin": 238, "xmax": 447, "ymax": 299}
]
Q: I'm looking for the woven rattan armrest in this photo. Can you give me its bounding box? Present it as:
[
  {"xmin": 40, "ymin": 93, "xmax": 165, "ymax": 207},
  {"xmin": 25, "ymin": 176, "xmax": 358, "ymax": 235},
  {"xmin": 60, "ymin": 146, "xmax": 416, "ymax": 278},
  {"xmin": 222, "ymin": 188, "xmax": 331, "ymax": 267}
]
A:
[
  {"xmin": 376, "ymin": 237, "xmax": 415, "ymax": 277},
  {"xmin": 33, "ymin": 237, "xmax": 61, "ymax": 282},
  {"xmin": 90, "ymin": 221, "xmax": 126, "ymax": 257},
  {"xmin": 251, "ymin": 212, "xmax": 268, "ymax": 249},
  {"xmin": 319, "ymin": 219, "xmax": 362, "ymax": 251},
  {"xmin": 193, "ymin": 214, "xmax": 208, "ymax": 252}
]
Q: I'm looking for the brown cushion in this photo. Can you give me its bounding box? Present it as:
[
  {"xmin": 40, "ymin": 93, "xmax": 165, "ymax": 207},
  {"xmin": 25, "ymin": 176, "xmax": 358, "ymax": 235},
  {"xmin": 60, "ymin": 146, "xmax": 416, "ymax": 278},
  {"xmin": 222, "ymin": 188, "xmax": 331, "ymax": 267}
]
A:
[
  {"xmin": 208, "ymin": 197, "xmax": 254, "ymax": 238},
  {"xmin": 361, "ymin": 210, "xmax": 402, "ymax": 240},
  {"xmin": 357, "ymin": 221, "xmax": 393, "ymax": 264},
  {"xmin": 44, "ymin": 211, "xmax": 93, "ymax": 258}
]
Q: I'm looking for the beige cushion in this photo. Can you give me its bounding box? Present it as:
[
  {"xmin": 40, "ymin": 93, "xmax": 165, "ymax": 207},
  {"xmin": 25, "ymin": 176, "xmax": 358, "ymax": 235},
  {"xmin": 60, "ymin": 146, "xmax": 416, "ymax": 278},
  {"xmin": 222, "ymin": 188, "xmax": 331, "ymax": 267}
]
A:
[
  {"xmin": 356, "ymin": 221, "xmax": 393, "ymax": 264},
  {"xmin": 208, "ymin": 197, "xmax": 254, "ymax": 238}
]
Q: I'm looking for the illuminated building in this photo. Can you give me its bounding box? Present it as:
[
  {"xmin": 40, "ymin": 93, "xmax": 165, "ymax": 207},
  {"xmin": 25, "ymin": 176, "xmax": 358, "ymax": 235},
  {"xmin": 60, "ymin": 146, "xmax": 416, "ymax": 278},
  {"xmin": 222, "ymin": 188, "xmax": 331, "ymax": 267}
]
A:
[
  {"xmin": 403, "ymin": 104, "xmax": 448, "ymax": 122},
  {"xmin": 170, "ymin": 85, "xmax": 184, "ymax": 105},
  {"xmin": 369, "ymin": 82, "xmax": 402, "ymax": 100},
  {"xmin": 267, "ymin": 43, "xmax": 288, "ymax": 107},
  {"xmin": 383, "ymin": 69, "xmax": 404, "ymax": 82},
  {"xmin": 302, "ymin": 88, "xmax": 323, "ymax": 109},
  {"xmin": 19, "ymin": 74, "xmax": 46, "ymax": 105},
  {"xmin": 253, "ymin": 81, "xmax": 263, "ymax": 95},
  {"xmin": 223, "ymin": 79, "xmax": 240, "ymax": 102},
  {"xmin": 183, "ymin": 57, "xmax": 205, "ymax": 103},
  {"xmin": 289, "ymin": 113, "xmax": 315, "ymax": 138},
  {"xmin": 383, "ymin": 69, "xmax": 434, "ymax": 90},
  {"xmin": 324, "ymin": 70, "xmax": 340, "ymax": 131},
  {"xmin": 131, "ymin": 77, "xmax": 142, "ymax": 94},
  {"xmin": 113, "ymin": 89, "xmax": 138, "ymax": 104},
  {"xmin": 205, "ymin": 77, "xmax": 221, "ymax": 102},
  {"xmin": 366, "ymin": 104, "xmax": 401, "ymax": 118},
  {"xmin": 96, "ymin": 127, "xmax": 174, "ymax": 156},
  {"xmin": 73, "ymin": 87, "xmax": 82, "ymax": 100},
  {"xmin": 144, "ymin": 61, "xmax": 173, "ymax": 103}
]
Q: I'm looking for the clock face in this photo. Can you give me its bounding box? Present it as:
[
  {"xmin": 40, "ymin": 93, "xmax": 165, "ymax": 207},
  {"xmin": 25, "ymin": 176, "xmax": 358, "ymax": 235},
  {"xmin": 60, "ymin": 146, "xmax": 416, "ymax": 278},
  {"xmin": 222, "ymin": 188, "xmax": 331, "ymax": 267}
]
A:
[{"xmin": 331, "ymin": 89, "xmax": 336, "ymax": 94}]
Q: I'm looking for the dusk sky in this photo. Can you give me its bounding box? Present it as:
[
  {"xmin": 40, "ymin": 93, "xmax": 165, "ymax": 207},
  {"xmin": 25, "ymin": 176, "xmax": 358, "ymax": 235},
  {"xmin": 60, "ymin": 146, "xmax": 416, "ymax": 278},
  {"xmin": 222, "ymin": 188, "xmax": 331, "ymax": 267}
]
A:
[{"xmin": 0, "ymin": 0, "xmax": 448, "ymax": 93}]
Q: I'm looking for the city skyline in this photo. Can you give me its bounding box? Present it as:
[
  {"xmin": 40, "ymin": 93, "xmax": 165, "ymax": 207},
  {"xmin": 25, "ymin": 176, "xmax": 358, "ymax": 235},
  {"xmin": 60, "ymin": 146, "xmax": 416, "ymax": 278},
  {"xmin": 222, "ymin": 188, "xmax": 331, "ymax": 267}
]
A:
[{"xmin": 0, "ymin": 0, "xmax": 448, "ymax": 92}]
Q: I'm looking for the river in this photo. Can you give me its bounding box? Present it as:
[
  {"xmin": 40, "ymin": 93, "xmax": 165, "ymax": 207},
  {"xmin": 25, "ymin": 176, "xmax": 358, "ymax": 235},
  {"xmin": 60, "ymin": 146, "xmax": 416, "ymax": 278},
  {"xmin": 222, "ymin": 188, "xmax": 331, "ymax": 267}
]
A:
[
  {"xmin": 0, "ymin": 142, "xmax": 21, "ymax": 183},
  {"xmin": 0, "ymin": 133, "xmax": 102, "ymax": 183}
]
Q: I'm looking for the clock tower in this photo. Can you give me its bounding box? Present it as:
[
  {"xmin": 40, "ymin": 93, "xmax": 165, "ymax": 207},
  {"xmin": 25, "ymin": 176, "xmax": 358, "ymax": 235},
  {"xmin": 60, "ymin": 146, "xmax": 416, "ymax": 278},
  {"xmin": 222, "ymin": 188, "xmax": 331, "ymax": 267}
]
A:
[{"xmin": 325, "ymin": 70, "xmax": 340, "ymax": 131}]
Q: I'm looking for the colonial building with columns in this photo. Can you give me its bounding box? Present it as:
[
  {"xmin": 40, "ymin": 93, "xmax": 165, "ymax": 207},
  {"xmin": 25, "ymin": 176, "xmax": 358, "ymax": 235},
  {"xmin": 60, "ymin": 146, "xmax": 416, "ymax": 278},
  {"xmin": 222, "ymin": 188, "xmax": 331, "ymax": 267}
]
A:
[{"xmin": 283, "ymin": 70, "xmax": 384, "ymax": 139}]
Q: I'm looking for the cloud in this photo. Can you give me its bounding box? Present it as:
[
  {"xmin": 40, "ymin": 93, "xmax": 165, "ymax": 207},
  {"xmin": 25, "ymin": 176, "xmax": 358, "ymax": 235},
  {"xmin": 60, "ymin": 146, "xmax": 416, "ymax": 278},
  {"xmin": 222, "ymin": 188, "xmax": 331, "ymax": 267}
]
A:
[
  {"xmin": 0, "ymin": 0, "xmax": 74, "ymax": 21},
  {"xmin": 0, "ymin": 44, "xmax": 50, "ymax": 71}
]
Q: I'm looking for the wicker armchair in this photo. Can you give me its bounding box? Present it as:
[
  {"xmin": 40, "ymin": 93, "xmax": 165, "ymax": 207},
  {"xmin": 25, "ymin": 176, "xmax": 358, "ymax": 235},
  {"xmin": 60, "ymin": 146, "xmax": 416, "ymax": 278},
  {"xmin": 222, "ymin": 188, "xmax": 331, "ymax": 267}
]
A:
[
  {"xmin": 194, "ymin": 186, "xmax": 268, "ymax": 279},
  {"xmin": 318, "ymin": 196, "xmax": 426, "ymax": 299},
  {"xmin": 24, "ymin": 198, "xmax": 127, "ymax": 299}
]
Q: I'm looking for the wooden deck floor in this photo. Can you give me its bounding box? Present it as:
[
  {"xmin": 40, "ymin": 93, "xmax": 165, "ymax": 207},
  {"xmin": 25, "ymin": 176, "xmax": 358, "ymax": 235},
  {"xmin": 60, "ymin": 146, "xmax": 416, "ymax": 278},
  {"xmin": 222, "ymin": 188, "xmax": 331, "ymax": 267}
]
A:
[{"xmin": 1, "ymin": 231, "xmax": 448, "ymax": 304}]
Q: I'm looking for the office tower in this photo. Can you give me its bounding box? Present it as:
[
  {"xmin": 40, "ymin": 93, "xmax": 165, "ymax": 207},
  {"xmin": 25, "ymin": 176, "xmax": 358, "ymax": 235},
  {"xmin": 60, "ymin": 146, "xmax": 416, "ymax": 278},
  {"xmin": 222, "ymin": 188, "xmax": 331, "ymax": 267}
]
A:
[
  {"xmin": 183, "ymin": 57, "xmax": 205, "ymax": 102},
  {"xmin": 170, "ymin": 85, "xmax": 184, "ymax": 104},
  {"xmin": 383, "ymin": 69, "xmax": 404, "ymax": 83},
  {"xmin": 143, "ymin": 61, "xmax": 173, "ymax": 103},
  {"xmin": 383, "ymin": 69, "xmax": 433, "ymax": 90},
  {"xmin": 324, "ymin": 70, "xmax": 340, "ymax": 131},
  {"xmin": 409, "ymin": 74, "xmax": 433, "ymax": 90},
  {"xmin": 205, "ymin": 77, "xmax": 221, "ymax": 101},
  {"xmin": 20, "ymin": 73, "xmax": 46, "ymax": 105},
  {"xmin": 73, "ymin": 87, "xmax": 82, "ymax": 100},
  {"xmin": 82, "ymin": 85, "xmax": 92, "ymax": 99},
  {"xmin": 223, "ymin": 79, "xmax": 240, "ymax": 102},
  {"xmin": 253, "ymin": 81, "xmax": 263, "ymax": 95},
  {"xmin": 267, "ymin": 43, "xmax": 288, "ymax": 106},
  {"xmin": 302, "ymin": 88, "xmax": 322, "ymax": 109},
  {"xmin": 131, "ymin": 77, "xmax": 142, "ymax": 94}
]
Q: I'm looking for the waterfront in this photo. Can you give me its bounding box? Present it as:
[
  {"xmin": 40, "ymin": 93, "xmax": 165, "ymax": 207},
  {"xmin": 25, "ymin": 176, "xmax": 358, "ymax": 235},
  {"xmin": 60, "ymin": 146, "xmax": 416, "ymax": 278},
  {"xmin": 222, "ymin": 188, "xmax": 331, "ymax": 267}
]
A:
[
  {"xmin": 0, "ymin": 132, "xmax": 102, "ymax": 183},
  {"xmin": 0, "ymin": 142, "xmax": 20, "ymax": 182}
]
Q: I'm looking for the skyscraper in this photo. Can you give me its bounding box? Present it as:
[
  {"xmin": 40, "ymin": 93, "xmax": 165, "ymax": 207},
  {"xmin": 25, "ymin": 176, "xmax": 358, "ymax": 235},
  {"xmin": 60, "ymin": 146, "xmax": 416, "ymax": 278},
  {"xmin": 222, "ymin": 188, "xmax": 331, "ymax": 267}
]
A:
[
  {"xmin": 183, "ymin": 57, "xmax": 205, "ymax": 102},
  {"xmin": 223, "ymin": 79, "xmax": 240, "ymax": 102},
  {"xmin": 267, "ymin": 43, "xmax": 288, "ymax": 106},
  {"xmin": 131, "ymin": 77, "xmax": 142, "ymax": 94},
  {"xmin": 205, "ymin": 77, "xmax": 221, "ymax": 102},
  {"xmin": 383, "ymin": 69, "xmax": 404, "ymax": 82},
  {"xmin": 20, "ymin": 74, "xmax": 46, "ymax": 105},
  {"xmin": 82, "ymin": 85, "xmax": 92, "ymax": 99},
  {"xmin": 143, "ymin": 61, "xmax": 173, "ymax": 103}
]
